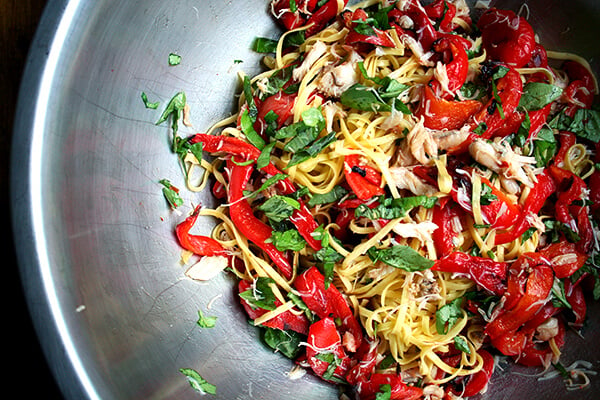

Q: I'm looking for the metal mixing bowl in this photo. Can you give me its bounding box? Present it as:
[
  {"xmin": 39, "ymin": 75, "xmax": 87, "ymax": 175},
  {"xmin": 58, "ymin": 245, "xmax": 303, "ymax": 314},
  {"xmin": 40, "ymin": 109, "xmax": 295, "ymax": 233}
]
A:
[{"xmin": 11, "ymin": 0, "xmax": 600, "ymax": 399}]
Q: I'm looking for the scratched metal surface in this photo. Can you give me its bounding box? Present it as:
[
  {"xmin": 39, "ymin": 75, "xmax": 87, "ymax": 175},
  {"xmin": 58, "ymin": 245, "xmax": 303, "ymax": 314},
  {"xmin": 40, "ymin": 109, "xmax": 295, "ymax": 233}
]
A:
[{"xmin": 10, "ymin": 0, "xmax": 600, "ymax": 399}]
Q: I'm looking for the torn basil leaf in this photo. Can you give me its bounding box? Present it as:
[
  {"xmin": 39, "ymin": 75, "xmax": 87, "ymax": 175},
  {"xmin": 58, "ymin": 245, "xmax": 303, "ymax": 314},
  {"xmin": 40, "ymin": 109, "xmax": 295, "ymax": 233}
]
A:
[
  {"xmin": 159, "ymin": 179, "xmax": 183, "ymax": 209},
  {"xmin": 270, "ymin": 229, "xmax": 307, "ymax": 251},
  {"xmin": 519, "ymin": 82, "xmax": 563, "ymax": 111},
  {"xmin": 307, "ymin": 186, "xmax": 348, "ymax": 207},
  {"xmin": 263, "ymin": 327, "xmax": 304, "ymax": 359},
  {"xmin": 141, "ymin": 92, "xmax": 159, "ymax": 109},
  {"xmin": 180, "ymin": 368, "xmax": 217, "ymax": 395},
  {"xmin": 196, "ymin": 310, "xmax": 217, "ymax": 328},
  {"xmin": 259, "ymin": 195, "xmax": 301, "ymax": 223},
  {"xmin": 355, "ymin": 195, "xmax": 437, "ymax": 220},
  {"xmin": 168, "ymin": 53, "xmax": 182, "ymax": 66},
  {"xmin": 436, "ymin": 297, "xmax": 464, "ymax": 334},
  {"xmin": 239, "ymin": 277, "xmax": 277, "ymax": 310},
  {"xmin": 367, "ymin": 245, "xmax": 434, "ymax": 271}
]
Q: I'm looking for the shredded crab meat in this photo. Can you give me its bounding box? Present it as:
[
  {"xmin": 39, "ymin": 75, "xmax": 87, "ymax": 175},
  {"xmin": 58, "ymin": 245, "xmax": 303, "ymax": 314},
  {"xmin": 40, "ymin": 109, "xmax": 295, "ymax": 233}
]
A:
[
  {"xmin": 388, "ymin": 166, "xmax": 439, "ymax": 195},
  {"xmin": 316, "ymin": 50, "xmax": 363, "ymax": 98}
]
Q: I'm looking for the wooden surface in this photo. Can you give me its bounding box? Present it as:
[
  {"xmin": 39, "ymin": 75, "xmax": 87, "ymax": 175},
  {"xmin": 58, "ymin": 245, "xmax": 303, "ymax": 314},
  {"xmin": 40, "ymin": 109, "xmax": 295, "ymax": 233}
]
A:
[{"xmin": 2, "ymin": 1, "xmax": 64, "ymax": 398}]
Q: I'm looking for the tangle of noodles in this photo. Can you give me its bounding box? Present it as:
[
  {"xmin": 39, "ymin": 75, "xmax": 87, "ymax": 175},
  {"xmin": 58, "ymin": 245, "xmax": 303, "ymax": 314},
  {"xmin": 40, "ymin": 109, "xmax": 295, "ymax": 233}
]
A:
[{"xmin": 169, "ymin": 1, "xmax": 600, "ymax": 398}]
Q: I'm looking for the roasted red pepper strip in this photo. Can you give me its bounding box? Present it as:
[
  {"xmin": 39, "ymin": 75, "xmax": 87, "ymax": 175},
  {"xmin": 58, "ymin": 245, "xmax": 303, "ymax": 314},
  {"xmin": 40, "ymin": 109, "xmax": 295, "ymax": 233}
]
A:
[
  {"xmin": 343, "ymin": 154, "xmax": 385, "ymax": 200},
  {"xmin": 416, "ymin": 86, "xmax": 482, "ymax": 130},
  {"xmin": 176, "ymin": 205, "xmax": 229, "ymax": 256},
  {"xmin": 344, "ymin": 9, "xmax": 395, "ymax": 48},
  {"xmin": 485, "ymin": 264, "xmax": 554, "ymax": 340},
  {"xmin": 479, "ymin": 176, "xmax": 522, "ymax": 230},
  {"xmin": 477, "ymin": 8, "xmax": 536, "ymax": 68},
  {"xmin": 538, "ymin": 240, "xmax": 588, "ymax": 279},
  {"xmin": 356, "ymin": 373, "xmax": 423, "ymax": 400},
  {"xmin": 305, "ymin": 0, "xmax": 348, "ymax": 36},
  {"xmin": 517, "ymin": 318, "xmax": 566, "ymax": 367},
  {"xmin": 502, "ymin": 253, "xmax": 547, "ymax": 311},
  {"xmin": 424, "ymin": 0, "xmax": 457, "ymax": 32},
  {"xmin": 494, "ymin": 171, "xmax": 556, "ymax": 245},
  {"xmin": 449, "ymin": 349, "xmax": 495, "ymax": 397},
  {"xmin": 565, "ymin": 279, "xmax": 587, "ymax": 327},
  {"xmin": 549, "ymin": 165, "xmax": 588, "ymax": 230},
  {"xmin": 228, "ymin": 162, "xmax": 293, "ymax": 279},
  {"xmin": 388, "ymin": 0, "xmax": 437, "ymax": 51},
  {"xmin": 305, "ymin": 317, "xmax": 351, "ymax": 381},
  {"xmin": 345, "ymin": 338, "xmax": 379, "ymax": 385},
  {"xmin": 526, "ymin": 43, "xmax": 549, "ymax": 68},
  {"xmin": 562, "ymin": 79, "xmax": 595, "ymax": 117},
  {"xmin": 294, "ymin": 266, "xmax": 363, "ymax": 352},
  {"xmin": 432, "ymin": 252, "xmax": 508, "ymax": 295},
  {"xmin": 238, "ymin": 280, "xmax": 309, "ymax": 335},
  {"xmin": 431, "ymin": 203, "xmax": 460, "ymax": 257},
  {"xmin": 255, "ymin": 91, "xmax": 296, "ymax": 135},
  {"xmin": 563, "ymin": 60, "xmax": 596, "ymax": 90},
  {"xmin": 431, "ymin": 36, "xmax": 469, "ymax": 99}
]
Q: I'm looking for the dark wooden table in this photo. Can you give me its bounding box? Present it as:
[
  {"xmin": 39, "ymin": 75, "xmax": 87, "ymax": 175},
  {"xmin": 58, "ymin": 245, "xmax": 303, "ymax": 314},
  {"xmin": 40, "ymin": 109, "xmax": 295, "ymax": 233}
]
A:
[{"xmin": 2, "ymin": 1, "xmax": 64, "ymax": 398}]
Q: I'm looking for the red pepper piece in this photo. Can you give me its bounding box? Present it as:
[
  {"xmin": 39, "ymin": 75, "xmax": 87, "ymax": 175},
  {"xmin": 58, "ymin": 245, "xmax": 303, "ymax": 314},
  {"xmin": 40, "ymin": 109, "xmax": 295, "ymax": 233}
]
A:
[
  {"xmin": 503, "ymin": 253, "xmax": 547, "ymax": 311},
  {"xmin": 562, "ymin": 79, "xmax": 595, "ymax": 117},
  {"xmin": 549, "ymin": 165, "xmax": 588, "ymax": 230},
  {"xmin": 176, "ymin": 205, "xmax": 228, "ymax": 256},
  {"xmin": 238, "ymin": 280, "xmax": 309, "ymax": 335},
  {"xmin": 494, "ymin": 171, "xmax": 556, "ymax": 245},
  {"xmin": 484, "ymin": 264, "xmax": 554, "ymax": 340},
  {"xmin": 431, "ymin": 203, "xmax": 460, "ymax": 257},
  {"xmin": 526, "ymin": 43, "xmax": 549, "ymax": 68},
  {"xmin": 305, "ymin": 0, "xmax": 348, "ymax": 36},
  {"xmin": 388, "ymin": 1, "xmax": 437, "ymax": 51},
  {"xmin": 355, "ymin": 373, "xmax": 423, "ymax": 400},
  {"xmin": 432, "ymin": 252, "xmax": 508, "ymax": 295},
  {"xmin": 305, "ymin": 317, "xmax": 351, "ymax": 381},
  {"xmin": 479, "ymin": 176, "xmax": 522, "ymax": 230},
  {"xmin": 228, "ymin": 162, "xmax": 293, "ymax": 279},
  {"xmin": 527, "ymin": 103, "xmax": 552, "ymax": 140},
  {"xmin": 416, "ymin": 86, "xmax": 482, "ymax": 130},
  {"xmin": 424, "ymin": 0, "xmax": 457, "ymax": 32},
  {"xmin": 448, "ymin": 349, "xmax": 495, "ymax": 397},
  {"xmin": 343, "ymin": 154, "xmax": 385, "ymax": 200},
  {"xmin": 539, "ymin": 240, "xmax": 588, "ymax": 279},
  {"xmin": 477, "ymin": 8, "xmax": 536, "ymax": 68},
  {"xmin": 344, "ymin": 9, "xmax": 395, "ymax": 48},
  {"xmin": 430, "ymin": 36, "xmax": 469, "ymax": 99},
  {"xmin": 294, "ymin": 266, "xmax": 363, "ymax": 352},
  {"xmin": 255, "ymin": 91, "xmax": 296, "ymax": 135},
  {"xmin": 588, "ymin": 170, "xmax": 600, "ymax": 213},
  {"xmin": 345, "ymin": 339, "xmax": 379, "ymax": 385},
  {"xmin": 565, "ymin": 279, "xmax": 587, "ymax": 327},
  {"xmin": 491, "ymin": 330, "xmax": 527, "ymax": 357},
  {"xmin": 517, "ymin": 318, "xmax": 566, "ymax": 367},
  {"xmin": 562, "ymin": 60, "xmax": 596, "ymax": 91}
]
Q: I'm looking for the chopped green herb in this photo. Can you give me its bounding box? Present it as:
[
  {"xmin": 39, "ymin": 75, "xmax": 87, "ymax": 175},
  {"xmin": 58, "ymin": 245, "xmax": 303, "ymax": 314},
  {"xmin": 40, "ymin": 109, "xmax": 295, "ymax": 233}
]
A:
[
  {"xmin": 375, "ymin": 384, "xmax": 392, "ymax": 400},
  {"xmin": 436, "ymin": 297, "xmax": 464, "ymax": 334},
  {"xmin": 168, "ymin": 53, "xmax": 182, "ymax": 66},
  {"xmin": 196, "ymin": 309, "xmax": 217, "ymax": 328},
  {"xmin": 307, "ymin": 186, "xmax": 348, "ymax": 207},
  {"xmin": 367, "ymin": 245, "xmax": 434, "ymax": 271},
  {"xmin": 179, "ymin": 368, "xmax": 216, "ymax": 395},
  {"xmin": 239, "ymin": 277, "xmax": 277, "ymax": 310},
  {"xmin": 454, "ymin": 336, "xmax": 471, "ymax": 354},
  {"xmin": 519, "ymin": 82, "xmax": 563, "ymax": 111},
  {"xmin": 263, "ymin": 327, "xmax": 304, "ymax": 358},
  {"xmin": 159, "ymin": 179, "xmax": 183, "ymax": 209},
  {"xmin": 355, "ymin": 195, "xmax": 437, "ymax": 220},
  {"xmin": 269, "ymin": 229, "xmax": 307, "ymax": 251},
  {"xmin": 259, "ymin": 195, "xmax": 301, "ymax": 223},
  {"xmin": 141, "ymin": 92, "xmax": 159, "ymax": 109}
]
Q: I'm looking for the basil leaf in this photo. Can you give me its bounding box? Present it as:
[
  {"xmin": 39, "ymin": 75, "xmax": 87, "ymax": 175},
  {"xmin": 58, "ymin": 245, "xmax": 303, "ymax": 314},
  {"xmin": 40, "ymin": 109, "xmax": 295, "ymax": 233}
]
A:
[
  {"xmin": 531, "ymin": 127, "xmax": 557, "ymax": 167},
  {"xmin": 141, "ymin": 92, "xmax": 159, "ymax": 109},
  {"xmin": 240, "ymin": 109, "xmax": 266, "ymax": 149},
  {"xmin": 519, "ymin": 82, "xmax": 563, "ymax": 111},
  {"xmin": 454, "ymin": 336, "xmax": 471, "ymax": 354},
  {"xmin": 286, "ymin": 131, "xmax": 337, "ymax": 168},
  {"xmin": 156, "ymin": 91, "xmax": 186, "ymax": 126},
  {"xmin": 263, "ymin": 327, "xmax": 304, "ymax": 359},
  {"xmin": 196, "ymin": 310, "xmax": 217, "ymax": 328},
  {"xmin": 367, "ymin": 245, "xmax": 434, "ymax": 271},
  {"xmin": 436, "ymin": 297, "xmax": 464, "ymax": 334},
  {"xmin": 189, "ymin": 142, "xmax": 204, "ymax": 164},
  {"xmin": 258, "ymin": 195, "xmax": 301, "ymax": 222},
  {"xmin": 168, "ymin": 53, "xmax": 182, "ymax": 66},
  {"xmin": 257, "ymin": 141, "xmax": 276, "ymax": 169},
  {"xmin": 307, "ymin": 186, "xmax": 348, "ymax": 207},
  {"xmin": 180, "ymin": 368, "xmax": 217, "ymax": 395},
  {"xmin": 270, "ymin": 229, "xmax": 307, "ymax": 251},
  {"xmin": 314, "ymin": 246, "xmax": 344, "ymax": 288},
  {"xmin": 375, "ymin": 384, "xmax": 392, "ymax": 400},
  {"xmin": 287, "ymin": 292, "xmax": 315, "ymax": 322},
  {"xmin": 568, "ymin": 108, "xmax": 600, "ymax": 143},
  {"xmin": 341, "ymin": 84, "xmax": 391, "ymax": 112},
  {"xmin": 551, "ymin": 278, "xmax": 572, "ymax": 309},
  {"xmin": 252, "ymin": 37, "xmax": 278, "ymax": 53},
  {"xmin": 159, "ymin": 179, "xmax": 183, "ymax": 209},
  {"xmin": 239, "ymin": 277, "xmax": 277, "ymax": 310},
  {"xmin": 355, "ymin": 195, "xmax": 437, "ymax": 220}
]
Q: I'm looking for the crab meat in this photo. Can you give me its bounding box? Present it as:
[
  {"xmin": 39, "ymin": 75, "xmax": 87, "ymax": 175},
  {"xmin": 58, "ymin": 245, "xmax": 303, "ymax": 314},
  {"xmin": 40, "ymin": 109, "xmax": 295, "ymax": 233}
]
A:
[
  {"xmin": 293, "ymin": 40, "xmax": 328, "ymax": 82},
  {"xmin": 536, "ymin": 317, "xmax": 559, "ymax": 341},
  {"xmin": 389, "ymin": 166, "xmax": 438, "ymax": 195},
  {"xmin": 316, "ymin": 51, "xmax": 363, "ymax": 98},
  {"xmin": 469, "ymin": 137, "xmax": 538, "ymax": 188},
  {"xmin": 393, "ymin": 221, "xmax": 439, "ymax": 244},
  {"xmin": 406, "ymin": 117, "xmax": 438, "ymax": 165}
]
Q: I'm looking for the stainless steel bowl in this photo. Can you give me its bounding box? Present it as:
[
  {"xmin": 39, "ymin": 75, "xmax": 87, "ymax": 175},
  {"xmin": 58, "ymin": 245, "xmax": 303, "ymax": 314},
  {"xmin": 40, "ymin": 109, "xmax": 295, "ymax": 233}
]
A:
[{"xmin": 11, "ymin": 1, "xmax": 600, "ymax": 399}]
